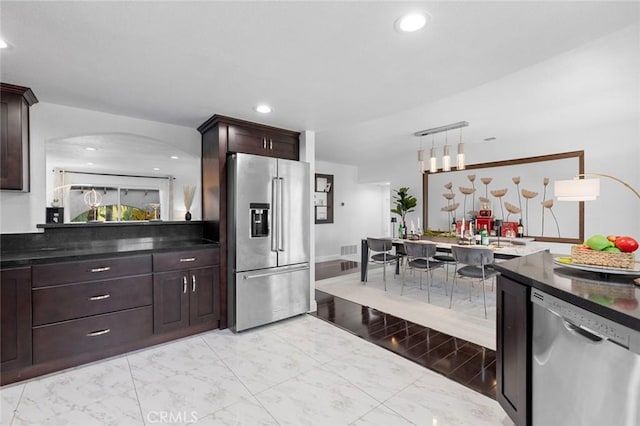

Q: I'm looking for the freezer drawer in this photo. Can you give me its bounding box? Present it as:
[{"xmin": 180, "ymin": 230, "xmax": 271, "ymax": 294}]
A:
[{"xmin": 231, "ymin": 264, "xmax": 309, "ymax": 332}]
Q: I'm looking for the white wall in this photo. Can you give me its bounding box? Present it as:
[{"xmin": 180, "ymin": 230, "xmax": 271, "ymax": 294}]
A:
[
  {"xmin": 0, "ymin": 102, "xmax": 201, "ymax": 234},
  {"xmin": 358, "ymin": 26, "xmax": 640, "ymax": 254},
  {"xmin": 314, "ymin": 160, "xmax": 388, "ymax": 261}
]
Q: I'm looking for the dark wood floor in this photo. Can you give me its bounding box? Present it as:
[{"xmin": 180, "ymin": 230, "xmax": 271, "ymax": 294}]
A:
[{"xmin": 313, "ymin": 260, "xmax": 497, "ymax": 399}]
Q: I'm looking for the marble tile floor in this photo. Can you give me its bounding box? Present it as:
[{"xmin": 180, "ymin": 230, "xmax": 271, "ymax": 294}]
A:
[{"xmin": 1, "ymin": 314, "xmax": 511, "ymax": 426}]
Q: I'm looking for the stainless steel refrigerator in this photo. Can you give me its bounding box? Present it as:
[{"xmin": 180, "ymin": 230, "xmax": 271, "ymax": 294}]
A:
[{"xmin": 228, "ymin": 153, "xmax": 310, "ymax": 332}]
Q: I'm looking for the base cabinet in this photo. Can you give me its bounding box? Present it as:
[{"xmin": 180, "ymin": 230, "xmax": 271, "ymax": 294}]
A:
[
  {"xmin": 153, "ymin": 249, "xmax": 220, "ymax": 334},
  {"xmin": 496, "ymin": 275, "xmax": 531, "ymax": 426},
  {"xmin": 1, "ymin": 267, "xmax": 32, "ymax": 372}
]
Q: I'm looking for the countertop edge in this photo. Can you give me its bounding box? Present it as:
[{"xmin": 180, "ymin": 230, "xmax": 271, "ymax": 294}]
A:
[
  {"xmin": 494, "ymin": 253, "xmax": 640, "ymax": 332},
  {"xmin": 1, "ymin": 241, "xmax": 220, "ymax": 269}
]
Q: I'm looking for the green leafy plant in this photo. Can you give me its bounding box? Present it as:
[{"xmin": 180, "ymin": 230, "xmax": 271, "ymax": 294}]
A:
[{"xmin": 391, "ymin": 187, "xmax": 417, "ymax": 226}]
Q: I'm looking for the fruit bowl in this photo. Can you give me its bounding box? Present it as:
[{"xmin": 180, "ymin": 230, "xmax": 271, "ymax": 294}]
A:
[{"xmin": 571, "ymin": 246, "xmax": 635, "ymax": 269}]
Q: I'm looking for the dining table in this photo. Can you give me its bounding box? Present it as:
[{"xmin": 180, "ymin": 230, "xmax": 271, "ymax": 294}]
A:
[{"xmin": 360, "ymin": 236, "xmax": 547, "ymax": 282}]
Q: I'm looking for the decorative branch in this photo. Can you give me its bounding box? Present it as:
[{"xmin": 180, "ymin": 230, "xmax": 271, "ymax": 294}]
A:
[
  {"xmin": 490, "ymin": 188, "xmax": 508, "ymax": 220},
  {"xmin": 512, "ymin": 176, "xmax": 523, "ymax": 221},
  {"xmin": 542, "ymin": 199, "xmax": 560, "ymax": 237},
  {"xmin": 521, "ymin": 189, "xmax": 538, "ymax": 236},
  {"xmin": 541, "ymin": 177, "xmax": 549, "ymax": 236}
]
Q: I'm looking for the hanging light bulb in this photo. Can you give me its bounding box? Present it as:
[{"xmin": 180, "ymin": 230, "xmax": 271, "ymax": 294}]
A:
[
  {"xmin": 457, "ymin": 127, "xmax": 465, "ymax": 170},
  {"xmin": 429, "ymin": 135, "xmax": 437, "ymax": 173},
  {"xmin": 442, "ymin": 131, "xmax": 451, "ymax": 172}
]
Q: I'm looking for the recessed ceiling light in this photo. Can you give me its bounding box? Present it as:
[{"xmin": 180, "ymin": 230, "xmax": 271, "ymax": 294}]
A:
[
  {"xmin": 396, "ymin": 12, "xmax": 430, "ymax": 32},
  {"xmin": 0, "ymin": 39, "xmax": 7, "ymax": 49},
  {"xmin": 153, "ymin": 167, "xmax": 160, "ymax": 171},
  {"xmin": 87, "ymin": 162, "xmax": 94, "ymax": 166},
  {"xmin": 85, "ymin": 147, "xmax": 97, "ymax": 151},
  {"xmin": 255, "ymin": 104, "xmax": 272, "ymax": 114},
  {"xmin": 170, "ymin": 155, "xmax": 179, "ymax": 160}
]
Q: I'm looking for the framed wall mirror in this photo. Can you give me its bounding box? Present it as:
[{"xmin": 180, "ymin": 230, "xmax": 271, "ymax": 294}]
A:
[{"xmin": 423, "ymin": 151, "xmax": 584, "ymax": 243}]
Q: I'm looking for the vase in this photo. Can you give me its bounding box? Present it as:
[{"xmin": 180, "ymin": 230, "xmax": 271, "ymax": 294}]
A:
[{"xmin": 185, "ymin": 211, "xmax": 192, "ymax": 221}]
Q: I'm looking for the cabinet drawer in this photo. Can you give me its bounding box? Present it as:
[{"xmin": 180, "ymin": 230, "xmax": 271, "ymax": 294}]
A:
[
  {"xmin": 33, "ymin": 306, "xmax": 152, "ymax": 364},
  {"xmin": 32, "ymin": 275, "xmax": 153, "ymax": 326},
  {"xmin": 32, "ymin": 255, "xmax": 152, "ymax": 288},
  {"xmin": 153, "ymin": 248, "xmax": 219, "ymax": 272}
]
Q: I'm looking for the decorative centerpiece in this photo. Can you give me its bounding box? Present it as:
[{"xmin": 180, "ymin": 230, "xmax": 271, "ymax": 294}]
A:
[
  {"xmin": 183, "ymin": 184, "xmax": 196, "ymax": 221},
  {"xmin": 572, "ymin": 234, "xmax": 638, "ymax": 269},
  {"xmin": 83, "ymin": 188, "xmax": 102, "ymax": 222}
]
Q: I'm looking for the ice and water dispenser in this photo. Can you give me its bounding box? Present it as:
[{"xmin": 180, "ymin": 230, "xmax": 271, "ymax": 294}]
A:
[{"xmin": 250, "ymin": 203, "xmax": 270, "ymax": 238}]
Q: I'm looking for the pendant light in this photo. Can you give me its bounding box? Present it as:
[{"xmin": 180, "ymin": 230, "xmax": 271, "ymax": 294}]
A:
[
  {"xmin": 442, "ymin": 131, "xmax": 451, "ymax": 172},
  {"xmin": 457, "ymin": 127, "xmax": 465, "ymax": 170},
  {"xmin": 429, "ymin": 135, "xmax": 437, "ymax": 173},
  {"xmin": 413, "ymin": 121, "xmax": 469, "ymax": 173}
]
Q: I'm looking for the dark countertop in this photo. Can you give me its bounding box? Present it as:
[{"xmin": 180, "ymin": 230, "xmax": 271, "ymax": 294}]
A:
[
  {"xmin": 1, "ymin": 238, "xmax": 219, "ymax": 268},
  {"xmin": 494, "ymin": 251, "xmax": 640, "ymax": 331}
]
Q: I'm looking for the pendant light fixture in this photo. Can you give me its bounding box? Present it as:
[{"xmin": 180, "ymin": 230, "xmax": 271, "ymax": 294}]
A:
[
  {"xmin": 429, "ymin": 135, "xmax": 437, "ymax": 173},
  {"xmin": 413, "ymin": 121, "xmax": 469, "ymax": 173},
  {"xmin": 457, "ymin": 127, "xmax": 465, "ymax": 170},
  {"xmin": 442, "ymin": 131, "xmax": 451, "ymax": 172}
]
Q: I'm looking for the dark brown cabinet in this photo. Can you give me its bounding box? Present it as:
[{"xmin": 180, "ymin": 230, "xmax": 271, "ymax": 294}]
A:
[
  {"xmin": 1, "ymin": 267, "xmax": 32, "ymax": 372},
  {"xmin": 228, "ymin": 123, "xmax": 299, "ymax": 160},
  {"xmin": 496, "ymin": 275, "xmax": 531, "ymax": 426},
  {"xmin": 31, "ymin": 255, "xmax": 153, "ymax": 364},
  {"xmin": 1, "ymin": 83, "xmax": 38, "ymax": 191},
  {"xmin": 153, "ymin": 249, "xmax": 220, "ymax": 334}
]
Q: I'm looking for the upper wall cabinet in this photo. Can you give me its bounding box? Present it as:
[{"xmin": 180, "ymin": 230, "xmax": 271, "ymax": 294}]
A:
[
  {"xmin": 1, "ymin": 83, "xmax": 38, "ymax": 191},
  {"xmin": 199, "ymin": 115, "xmax": 299, "ymax": 161}
]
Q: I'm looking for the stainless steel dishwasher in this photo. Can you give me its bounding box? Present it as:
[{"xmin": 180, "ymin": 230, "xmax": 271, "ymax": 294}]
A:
[{"xmin": 531, "ymin": 289, "xmax": 640, "ymax": 426}]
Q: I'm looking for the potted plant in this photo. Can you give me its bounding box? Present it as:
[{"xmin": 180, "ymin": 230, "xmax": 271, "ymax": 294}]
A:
[{"xmin": 391, "ymin": 187, "xmax": 417, "ymax": 237}]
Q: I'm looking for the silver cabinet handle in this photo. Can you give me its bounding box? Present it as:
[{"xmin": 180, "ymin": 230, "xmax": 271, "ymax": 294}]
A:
[
  {"xmin": 263, "ymin": 137, "xmax": 267, "ymax": 149},
  {"xmin": 192, "ymin": 275, "xmax": 196, "ymax": 292},
  {"xmin": 269, "ymin": 139, "xmax": 273, "ymax": 150},
  {"xmin": 183, "ymin": 276, "xmax": 187, "ymax": 293},
  {"xmin": 88, "ymin": 294, "xmax": 111, "ymax": 301},
  {"xmin": 90, "ymin": 266, "xmax": 111, "ymax": 273},
  {"xmin": 86, "ymin": 328, "xmax": 111, "ymax": 337},
  {"xmin": 179, "ymin": 257, "xmax": 196, "ymax": 263}
]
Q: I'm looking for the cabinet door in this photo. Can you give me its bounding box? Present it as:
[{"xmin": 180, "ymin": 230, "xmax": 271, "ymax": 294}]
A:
[
  {"xmin": 496, "ymin": 275, "xmax": 530, "ymax": 426},
  {"xmin": 266, "ymin": 132, "xmax": 299, "ymax": 160},
  {"xmin": 228, "ymin": 125, "xmax": 267, "ymax": 156},
  {"xmin": 153, "ymin": 270, "xmax": 189, "ymax": 334},
  {"xmin": 189, "ymin": 266, "xmax": 220, "ymax": 327},
  {"xmin": 1, "ymin": 268, "xmax": 32, "ymax": 371},
  {"xmin": 0, "ymin": 92, "xmax": 29, "ymax": 191}
]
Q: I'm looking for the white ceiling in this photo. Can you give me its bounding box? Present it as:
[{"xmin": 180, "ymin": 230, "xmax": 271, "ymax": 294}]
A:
[{"xmin": 1, "ymin": 1, "xmax": 638, "ymax": 166}]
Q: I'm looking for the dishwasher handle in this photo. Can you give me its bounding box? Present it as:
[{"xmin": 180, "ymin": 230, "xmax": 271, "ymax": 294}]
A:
[{"xmin": 562, "ymin": 318, "xmax": 605, "ymax": 344}]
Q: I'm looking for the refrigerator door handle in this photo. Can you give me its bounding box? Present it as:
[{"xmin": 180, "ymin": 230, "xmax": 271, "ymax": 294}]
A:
[
  {"xmin": 278, "ymin": 177, "xmax": 284, "ymax": 251},
  {"xmin": 271, "ymin": 177, "xmax": 278, "ymax": 252},
  {"xmin": 242, "ymin": 264, "xmax": 310, "ymax": 280}
]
